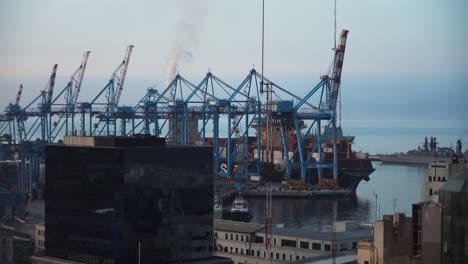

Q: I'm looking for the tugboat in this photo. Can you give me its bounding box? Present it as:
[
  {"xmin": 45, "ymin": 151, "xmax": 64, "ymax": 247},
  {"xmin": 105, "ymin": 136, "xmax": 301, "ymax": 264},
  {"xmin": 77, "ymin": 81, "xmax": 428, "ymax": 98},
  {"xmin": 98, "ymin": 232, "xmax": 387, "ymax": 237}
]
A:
[{"xmin": 222, "ymin": 193, "xmax": 252, "ymax": 222}]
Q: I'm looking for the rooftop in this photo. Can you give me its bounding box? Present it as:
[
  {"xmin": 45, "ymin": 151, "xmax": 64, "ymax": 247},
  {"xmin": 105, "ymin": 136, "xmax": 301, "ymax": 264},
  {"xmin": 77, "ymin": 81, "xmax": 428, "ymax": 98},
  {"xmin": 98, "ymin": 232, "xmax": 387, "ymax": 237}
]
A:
[
  {"xmin": 440, "ymin": 170, "xmax": 468, "ymax": 193},
  {"xmin": 214, "ymin": 219, "xmax": 264, "ymax": 234},
  {"xmin": 62, "ymin": 135, "xmax": 166, "ymax": 147},
  {"xmin": 256, "ymin": 226, "xmax": 372, "ymax": 241}
]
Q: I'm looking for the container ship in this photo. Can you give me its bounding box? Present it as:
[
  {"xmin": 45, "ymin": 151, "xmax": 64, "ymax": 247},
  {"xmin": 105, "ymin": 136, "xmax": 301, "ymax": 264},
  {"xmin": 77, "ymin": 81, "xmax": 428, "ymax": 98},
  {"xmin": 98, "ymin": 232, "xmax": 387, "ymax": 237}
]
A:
[{"xmin": 211, "ymin": 123, "xmax": 375, "ymax": 191}]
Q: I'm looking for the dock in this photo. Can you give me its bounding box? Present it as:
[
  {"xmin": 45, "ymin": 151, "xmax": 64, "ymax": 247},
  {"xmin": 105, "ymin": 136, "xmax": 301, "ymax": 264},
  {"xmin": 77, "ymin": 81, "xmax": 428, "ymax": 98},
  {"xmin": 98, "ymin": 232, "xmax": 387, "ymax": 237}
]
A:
[{"xmin": 243, "ymin": 189, "xmax": 353, "ymax": 198}]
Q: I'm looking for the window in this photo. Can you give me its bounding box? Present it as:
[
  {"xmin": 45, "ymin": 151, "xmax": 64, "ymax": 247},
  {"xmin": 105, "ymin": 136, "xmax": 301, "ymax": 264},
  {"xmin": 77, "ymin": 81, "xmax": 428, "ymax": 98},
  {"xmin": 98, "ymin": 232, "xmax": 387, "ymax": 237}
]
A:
[
  {"xmin": 246, "ymin": 249, "xmax": 249, "ymax": 255},
  {"xmin": 235, "ymin": 234, "xmax": 238, "ymax": 241},
  {"xmin": 257, "ymin": 250, "xmax": 260, "ymax": 257},
  {"xmin": 240, "ymin": 248, "xmax": 243, "ymax": 254},
  {"xmin": 225, "ymin": 233, "xmax": 228, "ymax": 239},
  {"xmin": 274, "ymin": 238, "xmax": 276, "ymax": 245},
  {"xmin": 270, "ymin": 252, "xmax": 273, "ymax": 259},
  {"xmin": 230, "ymin": 247, "xmax": 233, "ymax": 253},
  {"xmin": 255, "ymin": 236, "xmax": 264, "ymax": 243},
  {"xmin": 281, "ymin": 239, "xmax": 297, "ymax": 247},
  {"xmin": 443, "ymin": 177, "xmax": 446, "ymax": 181},
  {"xmin": 352, "ymin": 242, "xmax": 357, "ymax": 249},
  {"xmin": 429, "ymin": 176, "xmax": 432, "ymax": 182},
  {"xmin": 365, "ymin": 261, "xmax": 369, "ymax": 264},
  {"xmin": 429, "ymin": 188, "xmax": 433, "ymax": 196},
  {"xmin": 324, "ymin": 244, "xmax": 331, "ymax": 251},
  {"xmin": 300, "ymin": 241, "xmax": 309, "ymax": 249},
  {"xmin": 312, "ymin": 242, "xmax": 321, "ymax": 250},
  {"xmin": 230, "ymin": 234, "xmax": 233, "ymax": 240},
  {"xmin": 438, "ymin": 177, "xmax": 441, "ymax": 181},
  {"xmin": 340, "ymin": 243, "xmax": 348, "ymax": 250},
  {"xmin": 290, "ymin": 255, "xmax": 292, "ymax": 261},
  {"xmin": 282, "ymin": 253, "xmax": 286, "ymax": 260},
  {"xmin": 296, "ymin": 256, "xmax": 299, "ymax": 260},
  {"xmin": 235, "ymin": 248, "xmax": 238, "ymax": 254},
  {"xmin": 276, "ymin": 253, "xmax": 279, "ymax": 260},
  {"xmin": 241, "ymin": 235, "xmax": 244, "ymax": 241},
  {"xmin": 246, "ymin": 236, "xmax": 249, "ymax": 242},
  {"xmin": 2, "ymin": 239, "xmax": 6, "ymax": 245}
]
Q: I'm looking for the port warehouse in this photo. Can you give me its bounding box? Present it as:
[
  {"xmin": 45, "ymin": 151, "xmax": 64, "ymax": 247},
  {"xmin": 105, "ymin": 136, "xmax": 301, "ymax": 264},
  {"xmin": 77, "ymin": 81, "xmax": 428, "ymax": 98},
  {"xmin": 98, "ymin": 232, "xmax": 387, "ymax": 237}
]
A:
[
  {"xmin": 0, "ymin": 30, "xmax": 354, "ymax": 193},
  {"xmin": 213, "ymin": 219, "xmax": 371, "ymax": 263}
]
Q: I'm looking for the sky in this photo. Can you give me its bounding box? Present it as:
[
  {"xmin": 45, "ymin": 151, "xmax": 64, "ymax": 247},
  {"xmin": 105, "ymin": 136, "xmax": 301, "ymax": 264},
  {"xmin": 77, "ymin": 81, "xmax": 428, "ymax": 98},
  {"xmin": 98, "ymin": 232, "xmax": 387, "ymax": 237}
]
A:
[{"xmin": 0, "ymin": 0, "xmax": 467, "ymax": 150}]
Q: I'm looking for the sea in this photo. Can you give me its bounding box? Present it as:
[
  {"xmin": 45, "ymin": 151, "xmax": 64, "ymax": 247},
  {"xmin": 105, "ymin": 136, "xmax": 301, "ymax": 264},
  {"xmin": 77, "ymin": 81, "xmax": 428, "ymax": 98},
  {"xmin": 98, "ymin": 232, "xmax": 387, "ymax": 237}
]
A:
[
  {"xmin": 248, "ymin": 161, "xmax": 426, "ymax": 231},
  {"xmin": 246, "ymin": 121, "xmax": 467, "ymax": 231}
]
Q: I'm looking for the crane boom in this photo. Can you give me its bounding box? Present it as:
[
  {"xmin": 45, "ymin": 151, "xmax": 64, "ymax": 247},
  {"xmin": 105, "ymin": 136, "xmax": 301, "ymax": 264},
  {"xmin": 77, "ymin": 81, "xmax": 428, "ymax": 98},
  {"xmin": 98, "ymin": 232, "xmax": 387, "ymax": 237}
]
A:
[
  {"xmin": 47, "ymin": 64, "xmax": 58, "ymax": 106},
  {"xmin": 16, "ymin": 84, "xmax": 23, "ymax": 105},
  {"xmin": 114, "ymin": 45, "xmax": 134, "ymax": 106},
  {"xmin": 72, "ymin": 51, "xmax": 91, "ymax": 107},
  {"xmin": 331, "ymin": 30, "xmax": 348, "ymax": 109}
]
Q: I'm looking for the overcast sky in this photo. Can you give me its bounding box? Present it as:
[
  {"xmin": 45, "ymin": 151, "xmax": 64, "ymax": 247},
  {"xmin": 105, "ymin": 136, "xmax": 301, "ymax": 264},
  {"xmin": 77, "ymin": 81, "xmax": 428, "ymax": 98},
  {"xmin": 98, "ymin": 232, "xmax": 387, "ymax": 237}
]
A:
[{"xmin": 0, "ymin": 0, "xmax": 467, "ymax": 115}]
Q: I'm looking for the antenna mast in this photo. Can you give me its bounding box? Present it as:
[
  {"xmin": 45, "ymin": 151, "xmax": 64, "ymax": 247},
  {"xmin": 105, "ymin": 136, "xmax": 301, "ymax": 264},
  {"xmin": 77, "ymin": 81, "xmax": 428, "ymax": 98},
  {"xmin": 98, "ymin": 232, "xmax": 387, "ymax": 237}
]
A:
[{"xmin": 261, "ymin": 0, "xmax": 273, "ymax": 256}]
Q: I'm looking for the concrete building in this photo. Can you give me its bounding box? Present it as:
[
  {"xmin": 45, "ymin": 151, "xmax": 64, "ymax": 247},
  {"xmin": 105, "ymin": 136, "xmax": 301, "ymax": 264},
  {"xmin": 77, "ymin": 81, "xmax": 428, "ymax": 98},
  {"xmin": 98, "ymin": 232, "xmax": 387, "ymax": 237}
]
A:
[
  {"xmin": 423, "ymin": 159, "xmax": 465, "ymax": 202},
  {"xmin": 214, "ymin": 219, "xmax": 372, "ymax": 264},
  {"xmin": 0, "ymin": 231, "xmax": 14, "ymax": 264},
  {"xmin": 439, "ymin": 170, "xmax": 468, "ymax": 263},
  {"xmin": 410, "ymin": 202, "xmax": 442, "ymax": 264},
  {"xmin": 0, "ymin": 229, "xmax": 33, "ymax": 264},
  {"xmin": 357, "ymin": 213, "xmax": 413, "ymax": 264},
  {"xmin": 35, "ymin": 224, "xmax": 45, "ymax": 252}
]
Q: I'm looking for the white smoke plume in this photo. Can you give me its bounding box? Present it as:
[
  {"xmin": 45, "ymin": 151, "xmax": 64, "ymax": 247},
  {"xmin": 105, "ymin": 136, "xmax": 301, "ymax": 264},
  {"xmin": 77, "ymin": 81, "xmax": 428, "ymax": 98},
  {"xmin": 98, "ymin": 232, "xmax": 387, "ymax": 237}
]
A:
[{"xmin": 164, "ymin": 1, "xmax": 207, "ymax": 90}]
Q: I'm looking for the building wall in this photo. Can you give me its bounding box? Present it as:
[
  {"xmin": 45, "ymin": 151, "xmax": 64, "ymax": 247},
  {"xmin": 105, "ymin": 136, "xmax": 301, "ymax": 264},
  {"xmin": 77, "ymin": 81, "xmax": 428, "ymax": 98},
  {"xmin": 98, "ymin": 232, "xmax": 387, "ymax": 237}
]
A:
[
  {"xmin": 0, "ymin": 234, "xmax": 13, "ymax": 264},
  {"xmin": 45, "ymin": 144, "xmax": 214, "ymax": 264},
  {"xmin": 420, "ymin": 204, "xmax": 441, "ymax": 264},
  {"xmin": 357, "ymin": 241, "xmax": 374, "ymax": 264},
  {"xmin": 358, "ymin": 213, "xmax": 415, "ymax": 264},
  {"xmin": 214, "ymin": 228, "xmax": 366, "ymax": 264},
  {"xmin": 35, "ymin": 224, "xmax": 45, "ymax": 252},
  {"xmin": 440, "ymin": 182, "xmax": 468, "ymax": 264},
  {"xmin": 423, "ymin": 162, "xmax": 464, "ymax": 202}
]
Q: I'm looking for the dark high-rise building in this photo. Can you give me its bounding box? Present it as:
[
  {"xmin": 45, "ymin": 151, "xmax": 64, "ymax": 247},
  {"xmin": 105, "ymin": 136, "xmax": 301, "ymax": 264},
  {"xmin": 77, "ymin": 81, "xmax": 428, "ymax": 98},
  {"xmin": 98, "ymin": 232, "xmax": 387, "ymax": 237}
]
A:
[
  {"xmin": 45, "ymin": 136, "xmax": 215, "ymax": 264},
  {"xmin": 440, "ymin": 170, "xmax": 468, "ymax": 264}
]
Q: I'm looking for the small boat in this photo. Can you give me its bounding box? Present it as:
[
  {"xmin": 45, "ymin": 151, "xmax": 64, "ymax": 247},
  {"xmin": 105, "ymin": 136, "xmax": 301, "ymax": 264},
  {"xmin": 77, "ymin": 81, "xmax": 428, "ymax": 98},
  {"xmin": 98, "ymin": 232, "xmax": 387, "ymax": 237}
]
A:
[
  {"xmin": 222, "ymin": 193, "xmax": 252, "ymax": 222},
  {"xmin": 230, "ymin": 193, "xmax": 249, "ymax": 213}
]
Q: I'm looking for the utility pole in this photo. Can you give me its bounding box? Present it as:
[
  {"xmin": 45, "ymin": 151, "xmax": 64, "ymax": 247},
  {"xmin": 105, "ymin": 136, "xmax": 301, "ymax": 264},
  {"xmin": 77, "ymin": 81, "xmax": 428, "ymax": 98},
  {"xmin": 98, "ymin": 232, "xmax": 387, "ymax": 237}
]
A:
[
  {"xmin": 261, "ymin": 0, "xmax": 273, "ymax": 259},
  {"xmin": 373, "ymin": 190, "xmax": 378, "ymax": 222}
]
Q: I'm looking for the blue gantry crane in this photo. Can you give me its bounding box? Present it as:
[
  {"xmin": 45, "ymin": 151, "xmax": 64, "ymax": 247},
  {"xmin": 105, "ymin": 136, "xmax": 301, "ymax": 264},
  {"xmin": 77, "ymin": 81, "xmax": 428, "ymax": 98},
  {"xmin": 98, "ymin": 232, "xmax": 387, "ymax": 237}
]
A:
[{"xmin": 0, "ymin": 30, "xmax": 350, "ymax": 194}]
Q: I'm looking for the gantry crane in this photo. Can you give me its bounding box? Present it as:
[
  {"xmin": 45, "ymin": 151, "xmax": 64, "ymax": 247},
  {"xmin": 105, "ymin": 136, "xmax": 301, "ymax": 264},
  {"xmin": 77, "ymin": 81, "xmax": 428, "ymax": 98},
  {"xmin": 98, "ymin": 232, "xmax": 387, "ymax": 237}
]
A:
[{"xmin": 78, "ymin": 45, "xmax": 134, "ymax": 136}]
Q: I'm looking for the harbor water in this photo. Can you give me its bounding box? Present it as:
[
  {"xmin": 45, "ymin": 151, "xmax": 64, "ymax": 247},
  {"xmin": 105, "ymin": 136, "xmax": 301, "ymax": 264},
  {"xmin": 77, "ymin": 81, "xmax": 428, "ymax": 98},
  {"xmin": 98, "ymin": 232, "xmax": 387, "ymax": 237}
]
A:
[{"xmin": 248, "ymin": 161, "xmax": 427, "ymax": 231}]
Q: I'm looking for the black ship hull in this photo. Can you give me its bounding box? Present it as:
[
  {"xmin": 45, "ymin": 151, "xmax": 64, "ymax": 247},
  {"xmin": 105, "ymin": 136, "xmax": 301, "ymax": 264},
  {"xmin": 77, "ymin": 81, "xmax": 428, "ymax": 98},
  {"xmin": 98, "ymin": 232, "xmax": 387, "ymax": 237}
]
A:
[
  {"xmin": 254, "ymin": 158, "xmax": 375, "ymax": 190},
  {"xmin": 221, "ymin": 210, "xmax": 253, "ymax": 222}
]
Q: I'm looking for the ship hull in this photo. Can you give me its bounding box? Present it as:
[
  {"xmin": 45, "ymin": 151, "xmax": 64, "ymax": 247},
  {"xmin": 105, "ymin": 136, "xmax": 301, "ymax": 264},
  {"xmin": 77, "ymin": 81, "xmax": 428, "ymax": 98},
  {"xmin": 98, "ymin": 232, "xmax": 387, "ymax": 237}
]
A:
[
  {"xmin": 378, "ymin": 154, "xmax": 452, "ymax": 165},
  {"xmin": 222, "ymin": 210, "xmax": 253, "ymax": 222},
  {"xmin": 254, "ymin": 158, "xmax": 375, "ymax": 190}
]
